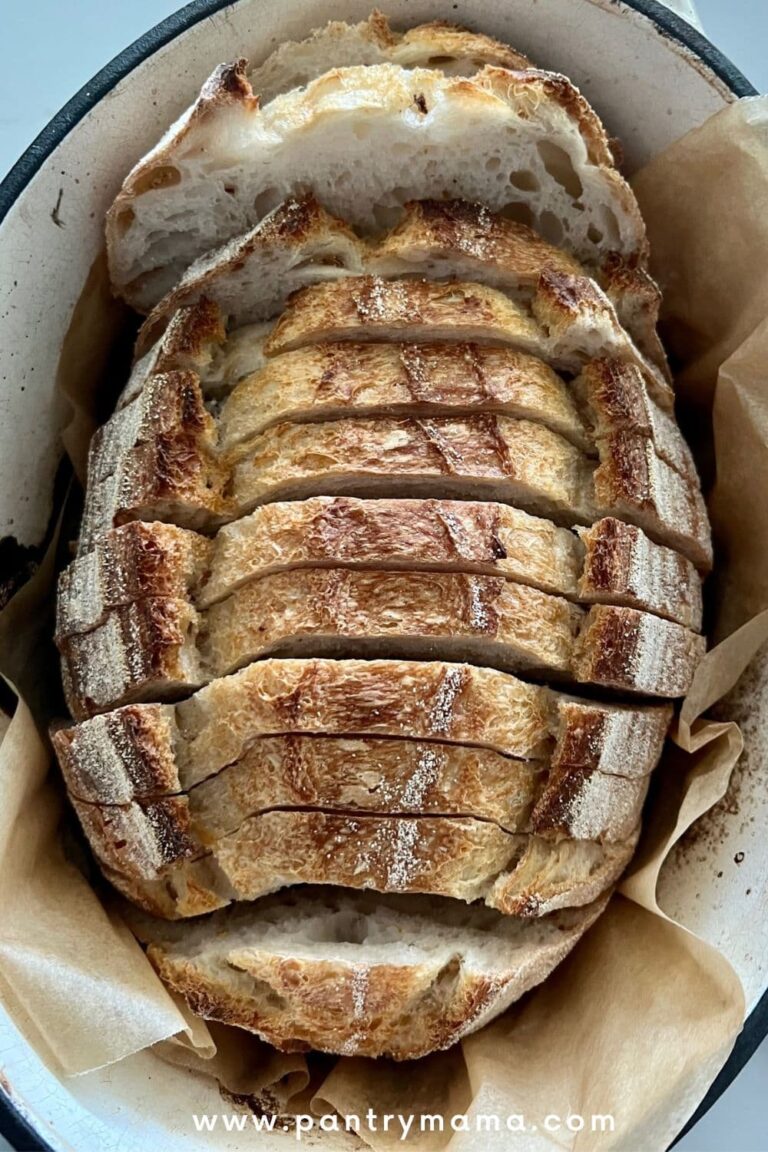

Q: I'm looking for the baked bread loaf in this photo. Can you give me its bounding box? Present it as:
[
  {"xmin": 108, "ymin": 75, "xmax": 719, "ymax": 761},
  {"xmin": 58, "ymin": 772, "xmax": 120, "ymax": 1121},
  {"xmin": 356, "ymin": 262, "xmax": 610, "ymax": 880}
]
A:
[
  {"xmin": 107, "ymin": 63, "xmax": 647, "ymax": 308},
  {"xmin": 128, "ymin": 888, "xmax": 608, "ymax": 1060},
  {"xmin": 52, "ymin": 14, "xmax": 713, "ymax": 1058}
]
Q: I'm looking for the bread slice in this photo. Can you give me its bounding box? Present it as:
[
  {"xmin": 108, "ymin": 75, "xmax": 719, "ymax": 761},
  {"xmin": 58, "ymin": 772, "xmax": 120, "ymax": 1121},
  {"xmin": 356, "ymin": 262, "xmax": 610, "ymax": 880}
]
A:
[
  {"xmin": 63, "ymin": 730, "xmax": 648, "ymax": 848},
  {"xmin": 371, "ymin": 199, "xmax": 666, "ymax": 372},
  {"xmin": 66, "ymin": 741, "xmax": 646, "ymax": 899},
  {"xmin": 217, "ymin": 341, "xmax": 592, "ymax": 454},
  {"xmin": 74, "ymin": 804, "xmax": 640, "ymax": 920},
  {"xmin": 57, "ymin": 522, "xmax": 213, "ymax": 637},
  {"xmin": 248, "ymin": 13, "xmax": 533, "ymax": 107},
  {"xmin": 134, "ymin": 290, "xmax": 680, "ymax": 480},
  {"xmin": 128, "ymin": 888, "xmax": 609, "ymax": 1059},
  {"xmin": 576, "ymin": 518, "xmax": 702, "ymax": 630},
  {"xmin": 136, "ymin": 198, "xmax": 661, "ymax": 376},
  {"xmin": 264, "ymin": 275, "xmax": 670, "ymax": 407},
  {"xmin": 58, "ymin": 503, "xmax": 703, "ymax": 644},
  {"xmin": 216, "ymin": 341, "xmax": 687, "ymax": 480},
  {"xmin": 77, "ymin": 368, "xmax": 711, "ymax": 569},
  {"xmin": 57, "ymin": 568, "xmax": 704, "ymax": 716},
  {"xmin": 52, "ymin": 657, "xmax": 673, "ymax": 799},
  {"xmin": 106, "ymin": 62, "xmax": 647, "ymax": 308}
]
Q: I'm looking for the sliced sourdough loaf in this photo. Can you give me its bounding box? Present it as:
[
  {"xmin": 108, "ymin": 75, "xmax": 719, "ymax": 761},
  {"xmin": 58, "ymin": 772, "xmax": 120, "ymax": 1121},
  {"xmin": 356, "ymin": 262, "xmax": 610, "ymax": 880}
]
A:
[
  {"xmin": 57, "ymin": 503, "xmax": 703, "ymax": 639},
  {"xmin": 107, "ymin": 63, "xmax": 647, "ymax": 309},
  {"xmin": 61, "ymin": 732, "xmax": 647, "ymax": 845},
  {"xmin": 52, "ymin": 657, "xmax": 673, "ymax": 798},
  {"xmin": 73, "ymin": 804, "xmax": 639, "ymax": 920},
  {"xmin": 129, "ymin": 888, "xmax": 609, "ymax": 1059},
  {"xmin": 77, "ymin": 369, "xmax": 711, "ymax": 569},
  {"xmin": 136, "ymin": 199, "xmax": 661, "ymax": 377},
  {"xmin": 57, "ymin": 568, "xmax": 705, "ymax": 716}
]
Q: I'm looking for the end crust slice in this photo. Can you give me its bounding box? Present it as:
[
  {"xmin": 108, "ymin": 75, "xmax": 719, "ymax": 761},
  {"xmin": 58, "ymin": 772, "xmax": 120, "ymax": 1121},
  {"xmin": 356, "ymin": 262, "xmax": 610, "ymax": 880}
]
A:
[{"xmin": 128, "ymin": 887, "xmax": 609, "ymax": 1059}]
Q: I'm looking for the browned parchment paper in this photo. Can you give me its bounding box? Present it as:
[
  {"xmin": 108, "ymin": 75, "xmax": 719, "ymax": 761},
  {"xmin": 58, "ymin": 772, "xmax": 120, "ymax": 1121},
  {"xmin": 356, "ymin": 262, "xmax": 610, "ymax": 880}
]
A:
[{"xmin": 2, "ymin": 95, "xmax": 768, "ymax": 1148}]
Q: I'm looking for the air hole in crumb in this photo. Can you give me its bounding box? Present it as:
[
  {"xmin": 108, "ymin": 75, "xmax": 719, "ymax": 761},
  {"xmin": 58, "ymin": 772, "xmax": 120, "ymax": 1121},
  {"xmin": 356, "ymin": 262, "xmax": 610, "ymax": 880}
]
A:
[
  {"xmin": 116, "ymin": 208, "xmax": 135, "ymax": 235},
  {"xmin": 485, "ymin": 156, "xmax": 502, "ymax": 173},
  {"xmin": 252, "ymin": 186, "xmax": 280, "ymax": 217},
  {"xmin": 536, "ymin": 140, "xmax": 584, "ymax": 199},
  {"xmin": 602, "ymin": 207, "xmax": 620, "ymax": 243},
  {"xmin": 501, "ymin": 201, "xmax": 535, "ymax": 228},
  {"xmin": 538, "ymin": 211, "xmax": 564, "ymax": 244},
  {"xmin": 509, "ymin": 169, "xmax": 539, "ymax": 192},
  {"xmin": 427, "ymin": 55, "xmax": 459, "ymax": 65},
  {"xmin": 132, "ymin": 165, "xmax": 181, "ymax": 196},
  {"xmin": 587, "ymin": 223, "xmax": 604, "ymax": 244}
]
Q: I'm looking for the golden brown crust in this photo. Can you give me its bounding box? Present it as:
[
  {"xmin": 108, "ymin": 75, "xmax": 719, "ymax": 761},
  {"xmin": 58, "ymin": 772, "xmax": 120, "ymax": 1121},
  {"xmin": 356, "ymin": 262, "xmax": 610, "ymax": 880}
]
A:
[
  {"xmin": 78, "ymin": 372, "xmax": 225, "ymax": 554},
  {"xmin": 219, "ymin": 340, "xmax": 592, "ymax": 453},
  {"xmin": 529, "ymin": 760, "xmax": 648, "ymax": 843},
  {"xmin": 56, "ymin": 522, "xmax": 211, "ymax": 639},
  {"xmin": 577, "ymin": 518, "xmax": 703, "ymax": 630},
  {"xmin": 59, "ymin": 597, "xmax": 200, "ymax": 719},
  {"xmin": 576, "ymin": 358, "xmax": 695, "ymax": 480},
  {"xmin": 84, "ymin": 805, "xmax": 637, "ymax": 920},
  {"xmin": 475, "ymin": 66, "xmax": 616, "ymax": 169},
  {"xmin": 58, "ymin": 565, "xmax": 703, "ymax": 716},
  {"xmin": 376, "ymin": 197, "xmax": 582, "ymax": 279},
  {"xmin": 594, "ymin": 430, "xmax": 712, "ymax": 570},
  {"xmin": 52, "ymin": 703, "xmax": 182, "ymax": 799},
  {"xmin": 53, "ymin": 658, "xmax": 671, "ymax": 802},
  {"xmin": 573, "ymin": 604, "xmax": 706, "ymax": 697},
  {"xmin": 265, "ymin": 276, "xmax": 538, "ymax": 355},
  {"xmin": 599, "ymin": 253, "xmax": 667, "ymax": 373}
]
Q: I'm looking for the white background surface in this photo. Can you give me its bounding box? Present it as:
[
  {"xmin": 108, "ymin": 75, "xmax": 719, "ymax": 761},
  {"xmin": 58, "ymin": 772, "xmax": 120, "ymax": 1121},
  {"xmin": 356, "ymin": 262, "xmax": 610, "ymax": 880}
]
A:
[{"xmin": 0, "ymin": 2, "xmax": 766, "ymax": 1150}]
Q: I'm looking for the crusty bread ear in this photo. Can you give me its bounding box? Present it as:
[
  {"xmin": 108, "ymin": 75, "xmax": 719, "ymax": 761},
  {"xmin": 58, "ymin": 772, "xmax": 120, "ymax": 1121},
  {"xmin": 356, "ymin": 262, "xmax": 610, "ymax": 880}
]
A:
[
  {"xmin": 128, "ymin": 888, "xmax": 608, "ymax": 1060},
  {"xmin": 107, "ymin": 63, "xmax": 647, "ymax": 309}
]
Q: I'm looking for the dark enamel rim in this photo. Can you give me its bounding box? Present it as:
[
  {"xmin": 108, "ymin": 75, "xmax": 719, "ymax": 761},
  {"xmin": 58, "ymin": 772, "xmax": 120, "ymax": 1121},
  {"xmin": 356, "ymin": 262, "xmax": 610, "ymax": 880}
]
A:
[{"xmin": 0, "ymin": 1, "xmax": 762, "ymax": 1148}]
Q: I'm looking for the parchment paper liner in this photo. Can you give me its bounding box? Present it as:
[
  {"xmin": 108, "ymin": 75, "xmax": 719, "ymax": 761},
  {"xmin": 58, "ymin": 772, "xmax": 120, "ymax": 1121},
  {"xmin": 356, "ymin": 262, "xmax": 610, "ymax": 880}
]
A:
[{"xmin": 2, "ymin": 96, "xmax": 768, "ymax": 1149}]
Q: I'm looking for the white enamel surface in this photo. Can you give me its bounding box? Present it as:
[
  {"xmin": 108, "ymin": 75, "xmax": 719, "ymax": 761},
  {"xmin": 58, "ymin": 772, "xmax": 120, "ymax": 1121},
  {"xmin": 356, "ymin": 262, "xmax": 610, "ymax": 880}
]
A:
[{"xmin": 0, "ymin": 1, "xmax": 764, "ymax": 1150}]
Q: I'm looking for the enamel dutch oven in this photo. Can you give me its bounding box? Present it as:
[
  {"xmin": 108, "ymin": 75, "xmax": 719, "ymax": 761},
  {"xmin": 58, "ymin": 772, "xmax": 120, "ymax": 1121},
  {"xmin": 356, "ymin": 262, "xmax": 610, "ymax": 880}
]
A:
[{"xmin": 0, "ymin": 1, "xmax": 763, "ymax": 1148}]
